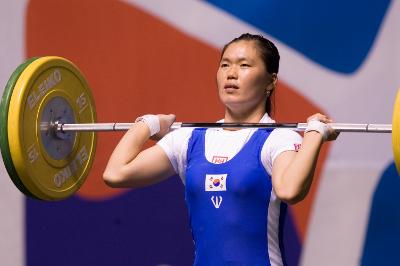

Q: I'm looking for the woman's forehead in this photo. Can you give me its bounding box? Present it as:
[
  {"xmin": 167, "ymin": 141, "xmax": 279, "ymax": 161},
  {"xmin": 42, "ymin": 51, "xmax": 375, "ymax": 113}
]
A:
[{"xmin": 222, "ymin": 40, "xmax": 260, "ymax": 60}]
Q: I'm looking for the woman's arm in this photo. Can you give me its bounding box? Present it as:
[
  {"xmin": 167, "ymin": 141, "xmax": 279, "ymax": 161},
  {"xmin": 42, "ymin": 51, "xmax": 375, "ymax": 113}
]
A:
[
  {"xmin": 271, "ymin": 113, "xmax": 338, "ymax": 204},
  {"xmin": 103, "ymin": 114, "xmax": 176, "ymax": 189}
]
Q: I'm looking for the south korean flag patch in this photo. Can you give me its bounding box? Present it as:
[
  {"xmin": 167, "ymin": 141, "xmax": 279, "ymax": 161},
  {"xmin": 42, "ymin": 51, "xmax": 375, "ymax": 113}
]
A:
[{"xmin": 205, "ymin": 174, "xmax": 227, "ymax": 191}]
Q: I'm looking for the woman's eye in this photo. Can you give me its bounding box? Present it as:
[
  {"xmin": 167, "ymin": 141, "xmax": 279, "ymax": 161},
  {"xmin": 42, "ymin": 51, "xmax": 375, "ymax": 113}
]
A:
[
  {"xmin": 220, "ymin": 63, "xmax": 229, "ymax": 68},
  {"xmin": 241, "ymin": 63, "xmax": 250, "ymax": 67}
]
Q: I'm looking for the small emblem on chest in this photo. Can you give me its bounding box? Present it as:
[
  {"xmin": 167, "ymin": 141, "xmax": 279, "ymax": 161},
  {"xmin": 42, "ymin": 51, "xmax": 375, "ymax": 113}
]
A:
[
  {"xmin": 211, "ymin": 196, "xmax": 223, "ymax": 209},
  {"xmin": 205, "ymin": 174, "xmax": 227, "ymax": 191},
  {"xmin": 212, "ymin": 156, "xmax": 228, "ymax": 164}
]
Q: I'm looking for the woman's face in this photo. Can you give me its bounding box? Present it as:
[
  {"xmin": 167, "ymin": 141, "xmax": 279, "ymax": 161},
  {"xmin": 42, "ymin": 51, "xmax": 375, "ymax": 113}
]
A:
[{"xmin": 217, "ymin": 40, "xmax": 272, "ymax": 113}]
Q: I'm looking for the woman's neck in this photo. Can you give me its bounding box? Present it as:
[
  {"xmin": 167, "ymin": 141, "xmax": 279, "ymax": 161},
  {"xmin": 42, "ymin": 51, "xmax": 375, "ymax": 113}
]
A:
[{"xmin": 224, "ymin": 106, "xmax": 266, "ymax": 123}]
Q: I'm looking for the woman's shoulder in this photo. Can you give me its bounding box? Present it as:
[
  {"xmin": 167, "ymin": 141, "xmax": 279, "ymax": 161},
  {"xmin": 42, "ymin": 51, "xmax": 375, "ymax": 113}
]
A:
[
  {"xmin": 161, "ymin": 127, "xmax": 194, "ymax": 142},
  {"xmin": 269, "ymin": 128, "xmax": 302, "ymax": 139},
  {"xmin": 263, "ymin": 128, "xmax": 303, "ymax": 151}
]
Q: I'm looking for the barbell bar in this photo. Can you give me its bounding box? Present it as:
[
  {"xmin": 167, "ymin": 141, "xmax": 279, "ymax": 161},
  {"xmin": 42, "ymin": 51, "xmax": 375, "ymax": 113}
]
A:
[
  {"xmin": 0, "ymin": 56, "xmax": 399, "ymax": 201},
  {"xmin": 55, "ymin": 122, "xmax": 393, "ymax": 133}
]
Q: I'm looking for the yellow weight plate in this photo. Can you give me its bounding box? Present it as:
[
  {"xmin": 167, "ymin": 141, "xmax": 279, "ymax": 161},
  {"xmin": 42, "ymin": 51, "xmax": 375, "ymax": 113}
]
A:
[
  {"xmin": 393, "ymin": 89, "xmax": 400, "ymax": 175},
  {"xmin": 7, "ymin": 56, "xmax": 97, "ymax": 200}
]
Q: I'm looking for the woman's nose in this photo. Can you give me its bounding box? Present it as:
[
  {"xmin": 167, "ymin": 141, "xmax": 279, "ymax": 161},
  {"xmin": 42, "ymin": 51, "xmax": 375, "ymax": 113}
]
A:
[{"xmin": 227, "ymin": 66, "xmax": 238, "ymax": 79}]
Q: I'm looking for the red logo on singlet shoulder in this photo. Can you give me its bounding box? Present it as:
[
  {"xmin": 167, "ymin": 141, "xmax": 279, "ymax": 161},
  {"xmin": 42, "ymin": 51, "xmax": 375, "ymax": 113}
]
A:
[
  {"xmin": 294, "ymin": 143, "xmax": 301, "ymax": 152},
  {"xmin": 212, "ymin": 156, "xmax": 228, "ymax": 164}
]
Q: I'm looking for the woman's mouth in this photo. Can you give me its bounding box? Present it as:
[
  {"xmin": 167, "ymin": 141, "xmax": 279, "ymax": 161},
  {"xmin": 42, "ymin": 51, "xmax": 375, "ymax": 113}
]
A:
[{"xmin": 224, "ymin": 84, "xmax": 239, "ymax": 90}]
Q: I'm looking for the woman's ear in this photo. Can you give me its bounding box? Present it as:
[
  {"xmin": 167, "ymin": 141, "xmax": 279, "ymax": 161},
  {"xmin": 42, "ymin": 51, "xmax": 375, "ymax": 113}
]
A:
[
  {"xmin": 266, "ymin": 73, "xmax": 278, "ymax": 93},
  {"xmin": 271, "ymin": 73, "xmax": 278, "ymax": 86}
]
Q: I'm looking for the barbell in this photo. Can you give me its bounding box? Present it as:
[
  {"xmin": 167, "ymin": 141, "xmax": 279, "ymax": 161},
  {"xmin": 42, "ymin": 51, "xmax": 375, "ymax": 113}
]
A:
[{"xmin": 0, "ymin": 56, "xmax": 399, "ymax": 200}]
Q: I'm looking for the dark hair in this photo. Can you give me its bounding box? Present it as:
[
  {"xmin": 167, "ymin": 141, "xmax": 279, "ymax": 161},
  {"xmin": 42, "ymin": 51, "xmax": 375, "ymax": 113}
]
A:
[{"xmin": 221, "ymin": 33, "xmax": 280, "ymax": 115}]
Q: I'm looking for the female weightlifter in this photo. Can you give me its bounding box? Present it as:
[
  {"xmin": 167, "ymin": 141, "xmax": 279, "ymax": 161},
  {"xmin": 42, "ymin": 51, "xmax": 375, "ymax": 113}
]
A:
[{"xmin": 103, "ymin": 33, "xmax": 338, "ymax": 265}]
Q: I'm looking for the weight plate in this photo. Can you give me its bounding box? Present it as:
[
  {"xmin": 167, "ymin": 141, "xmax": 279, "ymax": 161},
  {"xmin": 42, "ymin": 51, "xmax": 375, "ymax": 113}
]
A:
[
  {"xmin": 393, "ymin": 89, "xmax": 400, "ymax": 174},
  {"xmin": 7, "ymin": 56, "xmax": 97, "ymax": 200},
  {"xmin": 0, "ymin": 57, "xmax": 39, "ymax": 199}
]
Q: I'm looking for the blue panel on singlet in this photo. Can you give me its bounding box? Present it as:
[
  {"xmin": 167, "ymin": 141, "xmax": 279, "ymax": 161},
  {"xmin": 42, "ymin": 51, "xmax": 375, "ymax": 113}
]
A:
[
  {"xmin": 204, "ymin": 0, "xmax": 391, "ymax": 73},
  {"xmin": 185, "ymin": 128, "xmax": 286, "ymax": 265}
]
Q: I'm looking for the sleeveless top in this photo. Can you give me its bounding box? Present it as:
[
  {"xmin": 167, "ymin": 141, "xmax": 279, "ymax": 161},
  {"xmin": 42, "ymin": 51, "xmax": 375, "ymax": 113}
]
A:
[{"xmin": 185, "ymin": 128, "xmax": 287, "ymax": 266}]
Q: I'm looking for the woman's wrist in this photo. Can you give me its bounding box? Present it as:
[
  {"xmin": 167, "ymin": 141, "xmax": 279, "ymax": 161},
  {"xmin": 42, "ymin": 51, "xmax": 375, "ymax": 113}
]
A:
[
  {"xmin": 305, "ymin": 120, "xmax": 329, "ymax": 141},
  {"xmin": 135, "ymin": 115, "xmax": 160, "ymax": 136}
]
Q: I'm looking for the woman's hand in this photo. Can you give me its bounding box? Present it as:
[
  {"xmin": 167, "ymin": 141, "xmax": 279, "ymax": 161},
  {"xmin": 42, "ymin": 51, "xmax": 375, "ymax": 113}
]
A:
[
  {"xmin": 135, "ymin": 114, "xmax": 176, "ymax": 141},
  {"xmin": 151, "ymin": 114, "xmax": 176, "ymax": 141},
  {"xmin": 306, "ymin": 113, "xmax": 339, "ymax": 141}
]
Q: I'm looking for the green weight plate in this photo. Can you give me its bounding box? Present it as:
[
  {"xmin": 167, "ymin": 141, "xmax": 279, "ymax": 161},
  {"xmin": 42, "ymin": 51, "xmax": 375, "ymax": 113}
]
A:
[{"xmin": 0, "ymin": 57, "xmax": 39, "ymax": 199}]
